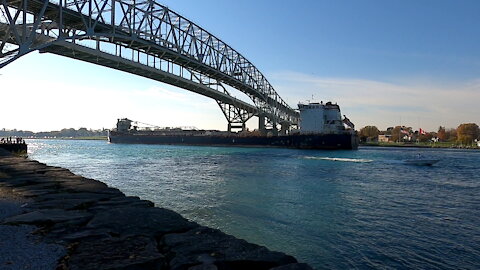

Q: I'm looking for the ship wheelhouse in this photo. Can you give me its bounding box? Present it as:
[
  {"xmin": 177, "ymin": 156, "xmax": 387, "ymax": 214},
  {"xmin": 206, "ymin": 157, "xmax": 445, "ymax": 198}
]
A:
[{"xmin": 297, "ymin": 102, "xmax": 353, "ymax": 134}]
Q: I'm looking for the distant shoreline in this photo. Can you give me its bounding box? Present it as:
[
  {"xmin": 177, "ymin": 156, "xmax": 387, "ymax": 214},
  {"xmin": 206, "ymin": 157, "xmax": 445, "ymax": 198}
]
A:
[
  {"xmin": 360, "ymin": 142, "xmax": 480, "ymax": 150},
  {"xmin": 25, "ymin": 136, "xmax": 108, "ymax": 141},
  {"xmin": 18, "ymin": 137, "xmax": 480, "ymax": 150}
]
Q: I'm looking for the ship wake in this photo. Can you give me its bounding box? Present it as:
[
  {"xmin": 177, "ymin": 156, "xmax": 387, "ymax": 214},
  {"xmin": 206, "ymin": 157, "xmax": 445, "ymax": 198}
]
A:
[{"xmin": 303, "ymin": 156, "xmax": 373, "ymax": 163}]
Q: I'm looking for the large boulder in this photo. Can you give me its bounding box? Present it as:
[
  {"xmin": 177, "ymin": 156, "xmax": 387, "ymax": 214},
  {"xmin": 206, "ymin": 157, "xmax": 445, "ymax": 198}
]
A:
[
  {"xmin": 25, "ymin": 198, "xmax": 100, "ymax": 211},
  {"xmin": 33, "ymin": 191, "xmax": 122, "ymax": 203},
  {"xmin": 162, "ymin": 227, "xmax": 297, "ymax": 270},
  {"xmin": 67, "ymin": 235, "xmax": 165, "ymax": 270},
  {"xmin": 270, "ymin": 263, "xmax": 314, "ymax": 270},
  {"xmin": 3, "ymin": 209, "xmax": 92, "ymax": 226},
  {"xmin": 86, "ymin": 207, "xmax": 198, "ymax": 238}
]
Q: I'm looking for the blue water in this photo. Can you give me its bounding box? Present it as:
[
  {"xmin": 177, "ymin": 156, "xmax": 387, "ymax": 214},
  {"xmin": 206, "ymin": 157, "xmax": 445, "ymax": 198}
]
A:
[{"xmin": 27, "ymin": 140, "xmax": 480, "ymax": 269}]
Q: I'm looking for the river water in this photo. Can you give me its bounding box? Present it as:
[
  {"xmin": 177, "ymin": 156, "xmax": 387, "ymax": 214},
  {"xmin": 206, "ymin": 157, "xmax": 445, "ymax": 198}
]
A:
[{"xmin": 27, "ymin": 140, "xmax": 480, "ymax": 269}]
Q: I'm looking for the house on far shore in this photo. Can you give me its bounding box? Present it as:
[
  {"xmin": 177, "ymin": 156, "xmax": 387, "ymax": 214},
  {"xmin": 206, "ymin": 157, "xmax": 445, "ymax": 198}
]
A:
[{"xmin": 378, "ymin": 134, "xmax": 392, "ymax": 143}]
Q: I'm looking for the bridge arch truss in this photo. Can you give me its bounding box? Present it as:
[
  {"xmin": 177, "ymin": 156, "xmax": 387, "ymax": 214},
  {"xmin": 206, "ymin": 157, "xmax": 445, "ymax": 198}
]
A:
[{"xmin": 0, "ymin": 0, "xmax": 299, "ymax": 132}]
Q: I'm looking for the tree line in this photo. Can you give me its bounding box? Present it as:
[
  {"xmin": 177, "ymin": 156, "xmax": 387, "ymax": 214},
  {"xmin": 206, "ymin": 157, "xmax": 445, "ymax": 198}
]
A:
[
  {"xmin": 0, "ymin": 128, "xmax": 108, "ymax": 138},
  {"xmin": 359, "ymin": 123, "xmax": 480, "ymax": 145}
]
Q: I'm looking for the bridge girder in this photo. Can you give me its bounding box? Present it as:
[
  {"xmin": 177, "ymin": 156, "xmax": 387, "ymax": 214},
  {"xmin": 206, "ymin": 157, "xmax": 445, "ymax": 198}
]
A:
[{"xmin": 0, "ymin": 0, "xmax": 299, "ymax": 129}]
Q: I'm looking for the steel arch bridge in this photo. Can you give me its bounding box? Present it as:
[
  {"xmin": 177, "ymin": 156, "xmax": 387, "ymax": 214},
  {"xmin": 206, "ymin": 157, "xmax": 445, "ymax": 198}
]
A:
[{"xmin": 0, "ymin": 0, "xmax": 299, "ymax": 133}]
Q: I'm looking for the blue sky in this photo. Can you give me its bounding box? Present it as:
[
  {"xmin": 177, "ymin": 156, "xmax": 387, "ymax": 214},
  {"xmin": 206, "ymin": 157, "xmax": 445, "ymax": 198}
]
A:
[{"xmin": 1, "ymin": 0, "xmax": 479, "ymax": 131}]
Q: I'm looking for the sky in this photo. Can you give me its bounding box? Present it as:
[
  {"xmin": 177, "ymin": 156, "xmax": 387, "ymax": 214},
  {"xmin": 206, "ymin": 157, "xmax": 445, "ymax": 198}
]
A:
[{"xmin": 1, "ymin": 0, "xmax": 479, "ymax": 132}]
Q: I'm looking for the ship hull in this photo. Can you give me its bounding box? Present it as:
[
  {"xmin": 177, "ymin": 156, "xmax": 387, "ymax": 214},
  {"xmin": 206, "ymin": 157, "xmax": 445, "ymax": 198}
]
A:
[{"xmin": 108, "ymin": 131, "xmax": 359, "ymax": 150}]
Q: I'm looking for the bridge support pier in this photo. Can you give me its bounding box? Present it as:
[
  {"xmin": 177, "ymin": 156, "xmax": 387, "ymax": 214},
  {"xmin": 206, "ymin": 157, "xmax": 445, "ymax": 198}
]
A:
[
  {"xmin": 228, "ymin": 122, "xmax": 246, "ymax": 133},
  {"xmin": 217, "ymin": 101, "xmax": 252, "ymax": 133},
  {"xmin": 270, "ymin": 127, "xmax": 279, "ymax": 136},
  {"xmin": 280, "ymin": 122, "xmax": 290, "ymax": 135},
  {"xmin": 258, "ymin": 114, "xmax": 266, "ymax": 134}
]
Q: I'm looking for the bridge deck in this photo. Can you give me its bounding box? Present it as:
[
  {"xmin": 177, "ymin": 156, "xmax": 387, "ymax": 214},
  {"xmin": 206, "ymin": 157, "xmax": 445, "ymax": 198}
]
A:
[{"xmin": 2, "ymin": 0, "xmax": 300, "ymax": 128}]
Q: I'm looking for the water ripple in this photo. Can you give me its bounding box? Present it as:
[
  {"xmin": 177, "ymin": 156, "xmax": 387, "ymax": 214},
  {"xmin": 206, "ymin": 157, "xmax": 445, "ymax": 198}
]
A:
[{"xmin": 27, "ymin": 141, "xmax": 480, "ymax": 270}]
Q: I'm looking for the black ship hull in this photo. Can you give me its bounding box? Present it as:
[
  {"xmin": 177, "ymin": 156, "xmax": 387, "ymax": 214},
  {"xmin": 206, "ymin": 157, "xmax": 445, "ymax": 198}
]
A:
[{"xmin": 108, "ymin": 131, "xmax": 359, "ymax": 150}]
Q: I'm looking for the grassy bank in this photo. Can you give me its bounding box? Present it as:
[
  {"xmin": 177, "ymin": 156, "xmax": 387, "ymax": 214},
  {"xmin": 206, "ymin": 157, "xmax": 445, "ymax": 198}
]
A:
[{"xmin": 361, "ymin": 141, "xmax": 479, "ymax": 149}]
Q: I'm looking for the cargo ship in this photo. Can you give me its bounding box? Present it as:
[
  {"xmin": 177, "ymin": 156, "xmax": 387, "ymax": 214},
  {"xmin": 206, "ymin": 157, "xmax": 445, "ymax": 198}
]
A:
[{"xmin": 108, "ymin": 102, "xmax": 359, "ymax": 150}]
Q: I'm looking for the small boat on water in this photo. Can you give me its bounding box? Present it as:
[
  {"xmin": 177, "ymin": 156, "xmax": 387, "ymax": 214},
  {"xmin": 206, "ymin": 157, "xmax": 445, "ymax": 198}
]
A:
[{"xmin": 403, "ymin": 159, "xmax": 439, "ymax": 166}]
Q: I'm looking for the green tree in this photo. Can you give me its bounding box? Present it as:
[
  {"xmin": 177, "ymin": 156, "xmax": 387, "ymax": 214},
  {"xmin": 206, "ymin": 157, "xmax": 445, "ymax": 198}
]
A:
[
  {"xmin": 418, "ymin": 132, "xmax": 434, "ymax": 143},
  {"xmin": 359, "ymin": 126, "xmax": 380, "ymax": 142},
  {"xmin": 457, "ymin": 123, "xmax": 479, "ymax": 144},
  {"xmin": 77, "ymin": 128, "xmax": 90, "ymax": 137},
  {"xmin": 59, "ymin": 128, "xmax": 76, "ymax": 137},
  {"xmin": 445, "ymin": 128, "xmax": 457, "ymax": 142}
]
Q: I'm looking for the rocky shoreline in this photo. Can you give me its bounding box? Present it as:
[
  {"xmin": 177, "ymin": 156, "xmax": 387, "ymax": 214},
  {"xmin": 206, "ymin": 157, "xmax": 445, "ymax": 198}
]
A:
[
  {"xmin": 0, "ymin": 142, "xmax": 27, "ymax": 153},
  {"xmin": 0, "ymin": 149, "xmax": 312, "ymax": 270}
]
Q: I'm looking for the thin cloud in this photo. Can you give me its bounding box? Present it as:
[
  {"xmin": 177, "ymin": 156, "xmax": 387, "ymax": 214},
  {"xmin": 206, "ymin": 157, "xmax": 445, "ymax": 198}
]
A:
[
  {"xmin": 271, "ymin": 71, "xmax": 479, "ymax": 130},
  {"xmin": 0, "ymin": 76, "xmax": 223, "ymax": 131}
]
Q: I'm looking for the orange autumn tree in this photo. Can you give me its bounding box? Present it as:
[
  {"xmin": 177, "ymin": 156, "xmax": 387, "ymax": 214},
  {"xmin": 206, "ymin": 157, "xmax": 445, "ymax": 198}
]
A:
[
  {"xmin": 456, "ymin": 123, "xmax": 479, "ymax": 144},
  {"xmin": 437, "ymin": 126, "xmax": 446, "ymax": 141}
]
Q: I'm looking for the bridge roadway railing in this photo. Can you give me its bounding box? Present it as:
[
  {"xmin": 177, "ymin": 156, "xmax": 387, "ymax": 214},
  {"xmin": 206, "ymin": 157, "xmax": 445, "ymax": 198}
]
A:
[
  {"xmin": 0, "ymin": 0, "xmax": 300, "ymax": 130},
  {"xmin": 0, "ymin": 22, "xmax": 258, "ymax": 131}
]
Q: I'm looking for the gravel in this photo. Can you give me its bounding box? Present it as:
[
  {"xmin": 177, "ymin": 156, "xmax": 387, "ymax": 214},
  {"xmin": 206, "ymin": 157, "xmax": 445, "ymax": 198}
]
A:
[{"xmin": 0, "ymin": 200, "xmax": 66, "ymax": 270}]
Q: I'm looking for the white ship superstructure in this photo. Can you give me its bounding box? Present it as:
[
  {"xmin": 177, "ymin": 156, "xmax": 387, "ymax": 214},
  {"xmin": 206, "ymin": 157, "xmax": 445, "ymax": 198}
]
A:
[{"xmin": 298, "ymin": 102, "xmax": 354, "ymax": 134}]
